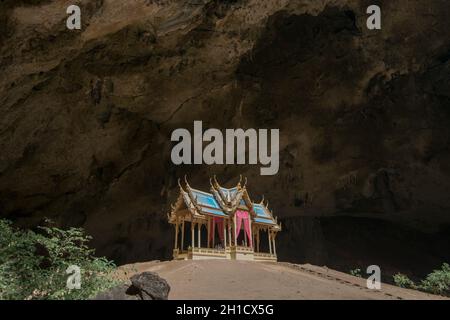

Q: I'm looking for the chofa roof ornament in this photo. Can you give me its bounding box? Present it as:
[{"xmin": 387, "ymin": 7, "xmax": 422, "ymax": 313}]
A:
[
  {"xmin": 178, "ymin": 178, "xmax": 185, "ymax": 192},
  {"xmin": 213, "ymin": 175, "xmax": 220, "ymax": 188}
]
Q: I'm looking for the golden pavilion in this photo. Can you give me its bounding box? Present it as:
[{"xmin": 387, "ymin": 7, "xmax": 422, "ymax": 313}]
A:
[{"xmin": 167, "ymin": 176, "xmax": 282, "ymax": 261}]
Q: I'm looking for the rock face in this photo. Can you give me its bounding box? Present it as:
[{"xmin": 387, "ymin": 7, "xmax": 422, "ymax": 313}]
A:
[
  {"xmin": 1, "ymin": 1, "xmax": 450, "ymax": 277},
  {"xmin": 93, "ymin": 271, "xmax": 170, "ymax": 300},
  {"xmin": 130, "ymin": 271, "xmax": 171, "ymax": 300}
]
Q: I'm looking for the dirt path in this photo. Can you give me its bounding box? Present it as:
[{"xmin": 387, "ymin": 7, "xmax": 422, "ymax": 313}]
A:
[{"xmin": 118, "ymin": 260, "xmax": 446, "ymax": 300}]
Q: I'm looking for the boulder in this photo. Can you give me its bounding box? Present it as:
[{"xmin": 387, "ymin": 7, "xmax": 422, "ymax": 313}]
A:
[
  {"xmin": 93, "ymin": 272, "xmax": 170, "ymax": 300},
  {"xmin": 131, "ymin": 272, "xmax": 171, "ymax": 300}
]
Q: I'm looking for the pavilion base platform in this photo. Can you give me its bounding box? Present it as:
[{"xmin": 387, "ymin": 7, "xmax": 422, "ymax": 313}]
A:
[{"xmin": 173, "ymin": 247, "xmax": 277, "ymax": 262}]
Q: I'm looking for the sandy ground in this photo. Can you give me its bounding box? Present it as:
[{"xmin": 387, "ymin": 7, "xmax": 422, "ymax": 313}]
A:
[{"xmin": 118, "ymin": 260, "xmax": 447, "ymax": 300}]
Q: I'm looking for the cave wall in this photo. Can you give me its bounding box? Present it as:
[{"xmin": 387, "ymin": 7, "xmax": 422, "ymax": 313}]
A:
[{"xmin": 0, "ymin": 0, "xmax": 450, "ymax": 274}]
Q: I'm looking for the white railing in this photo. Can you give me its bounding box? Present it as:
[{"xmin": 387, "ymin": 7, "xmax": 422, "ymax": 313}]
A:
[
  {"xmin": 234, "ymin": 246, "xmax": 254, "ymax": 252},
  {"xmin": 192, "ymin": 247, "xmax": 226, "ymax": 254},
  {"xmin": 254, "ymin": 252, "xmax": 276, "ymax": 258}
]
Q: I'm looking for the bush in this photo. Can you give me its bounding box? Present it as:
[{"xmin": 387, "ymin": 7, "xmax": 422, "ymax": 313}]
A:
[
  {"xmin": 418, "ymin": 263, "xmax": 450, "ymax": 296},
  {"xmin": 393, "ymin": 273, "xmax": 415, "ymax": 289},
  {"xmin": 349, "ymin": 268, "xmax": 362, "ymax": 277},
  {"xmin": 392, "ymin": 264, "xmax": 450, "ymax": 297},
  {"xmin": 0, "ymin": 219, "xmax": 119, "ymax": 300}
]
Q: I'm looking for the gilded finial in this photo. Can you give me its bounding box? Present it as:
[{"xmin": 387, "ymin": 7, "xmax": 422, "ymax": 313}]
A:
[
  {"xmin": 178, "ymin": 178, "xmax": 185, "ymax": 192},
  {"xmin": 213, "ymin": 175, "xmax": 220, "ymax": 187},
  {"xmin": 184, "ymin": 175, "xmax": 191, "ymax": 188}
]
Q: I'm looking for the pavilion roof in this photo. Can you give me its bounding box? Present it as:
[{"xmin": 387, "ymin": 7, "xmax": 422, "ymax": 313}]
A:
[{"xmin": 168, "ymin": 176, "xmax": 281, "ymax": 230}]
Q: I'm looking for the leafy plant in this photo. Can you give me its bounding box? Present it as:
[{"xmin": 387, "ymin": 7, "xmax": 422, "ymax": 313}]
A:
[
  {"xmin": 349, "ymin": 268, "xmax": 362, "ymax": 278},
  {"xmin": 0, "ymin": 219, "xmax": 119, "ymax": 300},
  {"xmin": 392, "ymin": 264, "xmax": 450, "ymax": 296},
  {"xmin": 418, "ymin": 263, "xmax": 450, "ymax": 296},
  {"xmin": 393, "ymin": 273, "xmax": 415, "ymax": 289}
]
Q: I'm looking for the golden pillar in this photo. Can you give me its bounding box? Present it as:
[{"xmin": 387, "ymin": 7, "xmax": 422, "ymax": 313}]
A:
[
  {"xmin": 191, "ymin": 222, "xmax": 195, "ymax": 249},
  {"xmin": 198, "ymin": 223, "xmax": 201, "ymax": 248},
  {"xmin": 272, "ymin": 232, "xmax": 277, "ymax": 256},
  {"xmin": 233, "ymin": 214, "xmax": 237, "ymax": 246},
  {"xmin": 174, "ymin": 220, "xmax": 179, "ymax": 249},
  {"xmin": 228, "ymin": 220, "xmax": 232, "ymax": 247},
  {"xmin": 181, "ymin": 219, "xmax": 185, "ymax": 251},
  {"xmin": 207, "ymin": 216, "xmax": 211, "ymax": 248},
  {"xmin": 223, "ymin": 220, "xmax": 227, "ymax": 247},
  {"xmin": 268, "ymin": 229, "xmax": 272, "ymax": 255}
]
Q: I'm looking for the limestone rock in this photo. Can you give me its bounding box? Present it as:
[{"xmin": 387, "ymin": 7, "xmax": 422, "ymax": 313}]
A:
[
  {"xmin": 131, "ymin": 272, "xmax": 171, "ymax": 300},
  {"xmin": 93, "ymin": 272, "xmax": 170, "ymax": 300}
]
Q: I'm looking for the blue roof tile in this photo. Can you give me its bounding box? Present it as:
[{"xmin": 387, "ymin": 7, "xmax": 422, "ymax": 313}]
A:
[
  {"xmin": 191, "ymin": 190, "xmax": 221, "ymax": 209},
  {"xmin": 252, "ymin": 204, "xmax": 271, "ymax": 218},
  {"xmin": 182, "ymin": 187, "xmax": 276, "ymax": 225}
]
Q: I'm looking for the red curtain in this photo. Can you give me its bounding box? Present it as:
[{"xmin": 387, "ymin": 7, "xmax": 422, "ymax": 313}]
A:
[
  {"xmin": 235, "ymin": 210, "xmax": 252, "ymax": 247},
  {"xmin": 209, "ymin": 217, "xmax": 224, "ymax": 242}
]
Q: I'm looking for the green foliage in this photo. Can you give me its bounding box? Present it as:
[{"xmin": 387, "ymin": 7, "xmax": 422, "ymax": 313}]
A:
[
  {"xmin": 418, "ymin": 263, "xmax": 450, "ymax": 296},
  {"xmin": 349, "ymin": 268, "xmax": 362, "ymax": 278},
  {"xmin": 393, "ymin": 273, "xmax": 415, "ymax": 289},
  {"xmin": 392, "ymin": 264, "xmax": 450, "ymax": 296},
  {"xmin": 0, "ymin": 219, "xmax": 119, "ymax": 300}
]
